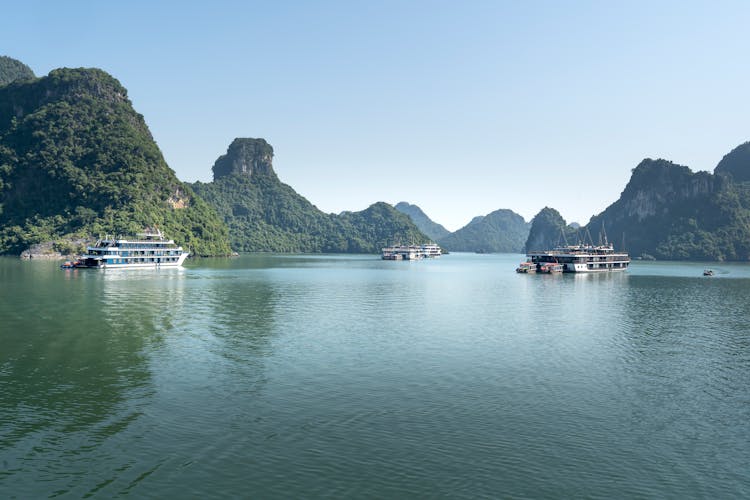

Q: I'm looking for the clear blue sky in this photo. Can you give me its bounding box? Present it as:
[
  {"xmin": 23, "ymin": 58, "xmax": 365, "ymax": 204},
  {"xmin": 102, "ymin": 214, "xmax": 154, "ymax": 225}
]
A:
[{"xmin": 5, "ymin": 1, "xmax": 750, "ymax": 230}]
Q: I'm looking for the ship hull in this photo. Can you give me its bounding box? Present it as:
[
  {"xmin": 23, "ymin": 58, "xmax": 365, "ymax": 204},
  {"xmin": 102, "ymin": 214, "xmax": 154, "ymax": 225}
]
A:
[
  {"xmin": 78, "ymin": 261, "xmax": 186, "ymax": 269},
  {"xmin": 563, "ymin": 262, "xmax": 629, "ymax": 273},
  {"xmin": 77, "ymin": 252, "xmax": 189, "ymax": 269}
]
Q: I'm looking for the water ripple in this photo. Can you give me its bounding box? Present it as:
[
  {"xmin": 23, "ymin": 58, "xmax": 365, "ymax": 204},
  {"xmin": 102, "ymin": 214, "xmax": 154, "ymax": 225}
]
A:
[{"xmin": 1, "ymin": 256, "xmax": 749, "ymax": 497}]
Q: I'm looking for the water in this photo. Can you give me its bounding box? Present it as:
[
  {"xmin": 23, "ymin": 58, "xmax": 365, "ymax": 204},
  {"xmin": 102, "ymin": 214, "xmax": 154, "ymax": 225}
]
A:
[{"xmin": 1, "ymin": 254, "xmax": 749, "ymax": 498}]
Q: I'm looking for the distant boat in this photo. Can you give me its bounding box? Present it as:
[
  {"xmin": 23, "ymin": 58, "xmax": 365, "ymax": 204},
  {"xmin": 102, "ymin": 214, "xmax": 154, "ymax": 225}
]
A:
[
  {"xmin": 382, "ymin": 243, "xmax": 442, "ymax": 260},
  {"xmin": 703, "ymin": 269, "xmax": 715, "ymax": 276}
]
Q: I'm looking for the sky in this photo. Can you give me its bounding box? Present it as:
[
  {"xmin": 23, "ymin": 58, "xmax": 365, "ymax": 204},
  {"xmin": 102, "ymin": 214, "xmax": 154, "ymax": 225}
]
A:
[{"xmin": 4, "ymin": 1, "xmax": 750, "ymax": 231}]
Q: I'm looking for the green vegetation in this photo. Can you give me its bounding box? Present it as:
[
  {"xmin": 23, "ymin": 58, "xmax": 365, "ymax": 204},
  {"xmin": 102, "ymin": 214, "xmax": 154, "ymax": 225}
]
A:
[
  {"xmin": 438, "ymin": 209, "xmax": 529, "ymax": 253},
  {"xmin": 394, "ymin": 202, "xmax": 450, "ymax": 241},
  {"xmin": 0, "ymin": 56, "xmax": 35, "ymax": 87},
  {"xmin": 191, "ymin": 138, "xmax": 429, "ymax": 253},
  {"xmin": 715, "ymin": 141, "xmax": 750, "ymax": 183},
  {"xmin": 0, "ymin": 67, "xmax": 231, "ymax": 256},
  {"xmin": 338, "ymin": 202, "xmax": 430, "ymax": 253},
  {"xmin": 524, "ymin": 207, "xmax": 578, "ymax": 252},
  {"xmin": 6, "ymin": 58, "xmax": 750, "ymax": 262},
  {"xmin": 527, "ymin": 153, "xmax": 750, "ymax": 261},
  {"xmin": 584, "ymin": 157, "xmax": 750, "ymax": 261}
]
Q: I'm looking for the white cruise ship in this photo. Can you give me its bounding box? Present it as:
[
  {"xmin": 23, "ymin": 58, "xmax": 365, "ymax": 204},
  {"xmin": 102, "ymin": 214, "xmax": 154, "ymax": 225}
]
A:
[
  {"xmin": 71, "ymin": 230, "xmax": 189, "ymax": 269},
  {"xmin": 525, "ymin": 242, "xmax": 630, "ymax": 273},
  {"xmin": 381, "ymin": 243, "xmax": 442, "ymax": 260}
]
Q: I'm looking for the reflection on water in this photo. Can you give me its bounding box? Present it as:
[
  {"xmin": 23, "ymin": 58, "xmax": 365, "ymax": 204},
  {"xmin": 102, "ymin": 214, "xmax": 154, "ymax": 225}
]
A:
[
  {"xmin": 0, "ymin": 262, "xmax": 174, "ymax": 496},
  {"xmin": 1, "ymin": 255, "xmax": 749, "ymax": 497}
]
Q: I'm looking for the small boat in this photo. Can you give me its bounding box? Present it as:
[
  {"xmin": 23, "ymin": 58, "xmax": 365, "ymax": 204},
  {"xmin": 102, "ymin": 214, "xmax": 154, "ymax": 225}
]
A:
[
  {"xmin": 539, "ymin": 263, "xmax": 563, "ymax": 274},
  {"xmin": 515, "ymin": 262, "xmax": 536, "ymax": 273},
  {"xmin": 703, "ymin": 269, "xmax": 714, "ymax": 276},
  {"xmin": 60, "ymin": 260, "xmax": 83, "ymax": 269}
]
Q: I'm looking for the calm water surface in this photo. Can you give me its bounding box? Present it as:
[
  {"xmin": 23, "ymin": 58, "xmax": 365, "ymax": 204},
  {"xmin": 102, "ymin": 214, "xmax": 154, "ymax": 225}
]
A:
[{"xmin": 1, "ymin": 254, "xmax": 749, "ymax": 498}]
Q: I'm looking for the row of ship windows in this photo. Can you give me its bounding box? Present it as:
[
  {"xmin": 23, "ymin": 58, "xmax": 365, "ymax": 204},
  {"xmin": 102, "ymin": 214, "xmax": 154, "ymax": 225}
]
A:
[
  {"xmin": 106, "ymin": 257, "xmax": 180, "ymax": 263},
  {"xmin": 114, "ymin": 243, "xmax": 172, "ymax": 248},
  {"xmin": 93, "ymin": 251, "xmax": 180, "ymax": 256}
]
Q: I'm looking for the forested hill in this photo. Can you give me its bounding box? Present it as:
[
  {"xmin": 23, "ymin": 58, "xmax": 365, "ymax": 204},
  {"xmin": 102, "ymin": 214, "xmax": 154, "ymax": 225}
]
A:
[
  {"xmin": 394, "ymin": 202, "xmax": 450, "ymax": 241},
  {"xmin": 584, "ymin": 156, "xmax": 750, "ymax": 260},
  {"xmin": 524, "ymin": 207, "xmax": 579, "ymax": 252},
  {"xmin": 0, "ymin": 64, "xmax": 231, "ymax": 256},
  {"xmin": 190, "ymin": 138, "xmax": 429, "ymax": 253},
  {"xmin": 0, "ymin": 55, "xmax": 35, "ymax": 86},
  {"xmin": 437, "ymin": 208, "xmax": 530, "ymax": 253},
  {"xmin": 521, "ymin": 142, "xmax": 750, "ymax": 261}
]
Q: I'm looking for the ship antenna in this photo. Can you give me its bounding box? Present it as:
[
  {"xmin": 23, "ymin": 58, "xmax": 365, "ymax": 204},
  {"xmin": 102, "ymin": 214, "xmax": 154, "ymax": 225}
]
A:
[
  {"xmin": 584, "ymin": 227, "xmax": 594, "ymax": 246},
  {"xmin": 601, "ymin": 221, "xmax": 608, "ymax": 246}
]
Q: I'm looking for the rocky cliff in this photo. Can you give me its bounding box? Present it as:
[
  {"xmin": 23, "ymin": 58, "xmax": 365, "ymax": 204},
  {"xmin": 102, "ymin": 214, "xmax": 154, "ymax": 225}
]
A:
[
  {"xmin": 191, "ymin": 139, "xmax": 429, "ymax": 253},
  {"xmin": 584, "ymin": 155, "xmax": 750, "ymax": 260},
  {"xmin": 212, "ymin": 138, "xmax": 276, "ymax": 179},
  {"xmin": 0, "ymin": 64, "xmax": 231, "ymax": 256},
  {"xmin": 715, "ymin": 141, "xmax": 750, "ymax": 183}
]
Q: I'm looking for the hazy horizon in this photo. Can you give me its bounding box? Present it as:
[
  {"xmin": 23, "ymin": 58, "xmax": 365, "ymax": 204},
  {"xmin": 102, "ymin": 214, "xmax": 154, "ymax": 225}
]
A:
[{"xmin": 6, "ymin": 1, "xmax": 749, "ymax": 231}]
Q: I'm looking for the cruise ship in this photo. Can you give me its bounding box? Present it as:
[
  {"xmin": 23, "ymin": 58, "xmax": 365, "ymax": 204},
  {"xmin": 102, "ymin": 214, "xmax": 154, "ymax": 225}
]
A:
[
  {"xmin": 68, "ymin": 230, "xmax": 189, "ymax": 269},
  {"xmin": 382, "ymin": 243, "xmax": 442, "ymax": 260},
  {"xmin": 525, "ymin": 242, "xmax": 630, "ymax": 273}
]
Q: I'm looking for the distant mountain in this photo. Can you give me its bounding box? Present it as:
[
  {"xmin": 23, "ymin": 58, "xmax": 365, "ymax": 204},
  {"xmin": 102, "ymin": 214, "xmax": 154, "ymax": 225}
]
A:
[
  {"xmin": 524, "ymin": 207, "xmax": 578, "ymax": 252},
  {"xmin": 190, "ymin": 139, "xmax": 429, "ymax": 253},
  {"xmin": 394, "ymin": 202, "xmax": 450, "ymax": 241},
  {"xmin": 0, "ymin": 56, "xmax": 35, "ymax": 86},
  {"xmin": 584, "ymin": 153, "xmax": 750, "ymax": 260},
  {"xmin": 437, "ymin": 209, "xmax": 529, "ymax": 253},
  {"xmin": 0, "ymin": 66, "xmax": 231, "ymax": 256}
]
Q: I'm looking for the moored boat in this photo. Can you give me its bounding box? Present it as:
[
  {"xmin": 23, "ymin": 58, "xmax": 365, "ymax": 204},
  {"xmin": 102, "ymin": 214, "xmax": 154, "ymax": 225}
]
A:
[
  {"xmin": 538, "ymin": 263, "xmax": 564, "ymax": 273},
  {"xmin": 525, "ymin": 242, "xmax": 630, "ymax": 273},
  {"xmin": 515, "ymin": 261, "xmax": 536, "ymax": 273}
]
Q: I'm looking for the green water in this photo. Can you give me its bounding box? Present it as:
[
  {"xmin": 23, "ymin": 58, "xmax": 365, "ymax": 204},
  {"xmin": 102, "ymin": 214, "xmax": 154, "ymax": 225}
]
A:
[{"xmin": 1, "ymin": 254, "xmax": 749, "ymax": 498}]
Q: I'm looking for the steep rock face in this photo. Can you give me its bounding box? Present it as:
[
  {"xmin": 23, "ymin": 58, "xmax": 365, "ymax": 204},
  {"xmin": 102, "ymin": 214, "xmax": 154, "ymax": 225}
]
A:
[
  {"xmin": 438, "ymin": 208, "xmax": 529, "ymax": 253},
  {"xmin": 0, "ymin": 67, "xmax": 231, "ymax": 256},
  {"xmin": 616, "ymin": 159, "xmax": 720, "ymax": 222},
  {"xmin": 191, "ymin": 139, "xmax": 429, "ymax": 253},
  {"xmin": 394, "ymin": 201, "xmax": 450, "ymax": 241},
  {"xmin": 585, "ymin": 157, "xmax": 749, "ymax": 260},
  {"xmin": 212, "ymin": 138, "xmax": 275, "ymax": 180},
  {"xmin": 524, "ymin": 207, "xmax": 577, "ymax": 252},
  {"xmin": 715, "ymin": 141, "xmax": 750, "ymax": 183},
  {"xmin": 0, "ymin": 56, "xmax": 35, "ymax": 87}
]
